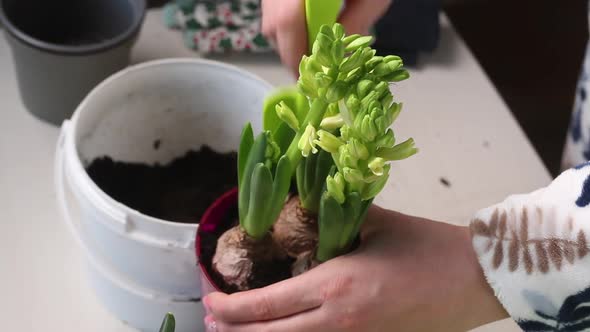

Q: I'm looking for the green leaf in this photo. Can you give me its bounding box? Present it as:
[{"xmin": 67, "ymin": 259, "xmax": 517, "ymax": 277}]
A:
[
  {"xmin": 238, "ymin": 123, "xmax": 254, "ymax": 188},
  {"xmin": 268, "ymin": 156, "xmax": 293, "ymax": 227},
  {"xmin": 340, "ymin": 192, "xmax": 362, "ymax": 248},
  {"xmin": 243, "ymin": 163, "xmax": 274, "ymax": 239},
  {"xmin": 317, "ymin": 193, "xmax": 344, "ymax": 262},
  {"xmin": 239, "ymin": 133, "xmax": 268, "ymax": 223},
  {"xmin": 159, "ymin": 313, "xmax": 176, "ymax": 332}
]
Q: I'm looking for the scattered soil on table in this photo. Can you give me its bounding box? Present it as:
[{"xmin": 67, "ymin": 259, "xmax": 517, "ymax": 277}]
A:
[
  {"xmin": 200, "ymin": 206, "xmax": 295, "ymax": 294},
  {"xmin": 440, "ymin": 177, "xmax": 451, "ymax": 188},
  {"xmin": 86, "ymin": 146, "xmax": 237, "ymax": 224}
]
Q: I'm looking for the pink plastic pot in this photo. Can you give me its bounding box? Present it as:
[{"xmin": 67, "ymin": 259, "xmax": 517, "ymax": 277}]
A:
[{"xmin": 195, "ymin": 188, "xmax": 238, "ymax": 305}]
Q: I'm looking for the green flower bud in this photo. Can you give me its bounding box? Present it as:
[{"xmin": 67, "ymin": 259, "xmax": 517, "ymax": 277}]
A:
[
  {"xmin": 373, "ymin": 62, "xmax": 394, "ymax": 77},
  {"xmin": 313, "ymin": 36, "xmax": 333, "ymax": 67},
  {"xmin": 265, "ymin": 137, "xmax": 281, "ymax": 161},
  {"xmin": 360, "ymin": 47, "xmax": 377, "ymax": 64},
  {"xmin": 333, "ymin": 23, "xmax": 345, "ymax": 40},
  {"xmin": 344, "ymin": 67, "xmax": 364, "ymax": 84},
  {"xmin": 320, "ymin": 25, "xmax": 335, "ymax": 41},
  {"xmin": 374, "ymin": 81, "xmax": 389, "ymax": 99},
  {"xmin": 339, "ymin": 48, "xmax": 363, "ymax": 73},
  {"xmin": 361, "ymin": 91, "xmax": 378, "ymax": 108},
  {"xmin": 376, "ymin": 129, "xmax": 395, "ymax": 148},
  {"xmin": 314, "ymin": 130, "xmax": 344, "ymax": 153},
  {"xmin": 299, "ymin": 55, "xmax": 309, "ymax": 77},
  {"xmin": 349, "ymin": 138, "xmax": 369, "ymax": 160},
  {"xmin": 345, "ymin": 94, "xmax": 360, "ymax": 114},
  {"xmin": 387, "ymin": 60, "xmax": 403, "ymax": 72},
  {"xmin": 361, "ymin": 116, "xmax": 377, "ymax": 141},
  {"xmin": 388, "ymin": 102, "xmax": 402, "ymax": 125},
  {"xmin": 361, "ymin": 164, "xmax": 391, "ymax": 200},
  {"xmin": 307, "ymin": 57, "xmax": 324, "ymax": 73},
  {"xmin": 345, "ymin": 35, "xmax": 373, "ymax": 52},
  {"xmin": 340, "ymin": 125, "xmax": 351, "ymax": 141},
  {"xmin": 297, "ymin": 80, "xmax": 317, "ymax": 98},
  {"xmin": 326, "ymin": 102, "xmax": 339, "ymax": 116},
  {"xmin": 368, "ymin": 157, "xmax": 386, "ymax": 176},
  {"xmin": 326, "ymin": 172, "xmax": 346, "ymax": 204},
  {"xmin": 342, "ymin": 34, "xmax": 361, "ymax": 45},
  {"xmin": 320, "ymin": 114, "xmax": 345, "ymax": 130},
  {"xmin": 326, "ymin": 81, "xmax": 349, "ymax": 103},
  {"xmin": 275, "ymin": 101, "xmax": 300, "ymax": 131},
  {"xmin": 331, "ymin": 39, "xmax": 345, "ymax": 64},
  {"xmin": 365, "ymin": 56, "xmax": 384, "ymax": 71},
  {"xmin": 383, "ymin": 69, "xmax": 410, "ymax": 82},
  {"xmin": 376, "ymin": 138, "xmax": 418, "ymax": 161},
  {"xmin": 339, "ymin": 145, "xmax": 358, "ymax": 168},
  {"xmin": 374, "ymin": 115, "xmax": 388, "ymax": 133},
  {"xmin": 357, "ymin": 80, "xmax": 375, "ymax": 99},
  {"xmin": 298, "ymin": 124, "xmax": 318, "ymax": 157},
  {"xmin": 384, "ymin": 55, "xmax": 402, "ymax": 63},
  {"xmin": 380, "ymin": 93, "xmax": 393, "ymax": 109},
  {"xmin": 343, "ymin": 167, "xmax": 364, "ymax": 183},
  {"xmin": 315, "ymin": 72, "xmax": 333, "ymax": 88}
]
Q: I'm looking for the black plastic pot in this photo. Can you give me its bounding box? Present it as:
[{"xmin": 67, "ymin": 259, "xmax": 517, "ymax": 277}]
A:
[{"xmin": 0, "ymin": 0, "xmax": 146, "ymax": 125}]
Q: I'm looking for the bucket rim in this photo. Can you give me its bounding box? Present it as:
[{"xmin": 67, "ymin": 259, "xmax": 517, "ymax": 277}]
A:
[
  {"xmin": 66, "ymin": 58, "xmax": 273, "ymax": 230},
  {"xmin": 0, "ymin": 0, "xmax": 147, "ymax": 56}
]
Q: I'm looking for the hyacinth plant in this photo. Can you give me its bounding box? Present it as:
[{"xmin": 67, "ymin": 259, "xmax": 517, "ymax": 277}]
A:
[{"xmin": 212, "ymin": 23, "xmax": 417, "ymax": 290}]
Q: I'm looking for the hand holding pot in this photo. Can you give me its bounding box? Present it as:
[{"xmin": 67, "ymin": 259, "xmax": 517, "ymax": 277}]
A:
[{"xmin": 203, "ymin": 206, "xmax": 508, "ymax": 332}]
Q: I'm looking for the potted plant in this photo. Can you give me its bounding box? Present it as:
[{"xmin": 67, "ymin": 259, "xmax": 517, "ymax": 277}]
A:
[{"xmin": 197, "ymin": 23, "xmax": 418, "ymax": 293}]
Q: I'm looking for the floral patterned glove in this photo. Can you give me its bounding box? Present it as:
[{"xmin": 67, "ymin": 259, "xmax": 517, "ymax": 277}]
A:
[{"xmin": 163, "ymin": 0, "xmax": 271, "ymax": 53}]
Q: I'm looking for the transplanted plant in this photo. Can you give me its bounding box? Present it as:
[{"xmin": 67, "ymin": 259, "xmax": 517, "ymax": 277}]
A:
[{"xmin": 213, "ymin": 23, "xmax": 418, "ymax": 291}]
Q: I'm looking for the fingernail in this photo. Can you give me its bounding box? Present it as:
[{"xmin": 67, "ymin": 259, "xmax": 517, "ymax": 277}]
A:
[{"xmin": 204, "ymin": 315, "xmax": 217, "ymax": 331}]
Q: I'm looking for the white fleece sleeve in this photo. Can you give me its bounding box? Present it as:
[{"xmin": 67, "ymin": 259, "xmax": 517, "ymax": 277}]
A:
[{"xmin": 470, "ymin": 163, "xmax": 590, "ymax": 331}]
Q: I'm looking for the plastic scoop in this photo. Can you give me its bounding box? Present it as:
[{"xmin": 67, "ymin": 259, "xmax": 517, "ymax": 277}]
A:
[{"xmin": 263, "ymin": 0, "xmax": 343, "ymax": 132}]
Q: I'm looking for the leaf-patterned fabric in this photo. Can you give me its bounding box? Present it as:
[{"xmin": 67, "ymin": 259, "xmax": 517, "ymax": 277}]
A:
[{"xmin": 471, "ymin": 163, "xmax": 590, "ymax": 331}]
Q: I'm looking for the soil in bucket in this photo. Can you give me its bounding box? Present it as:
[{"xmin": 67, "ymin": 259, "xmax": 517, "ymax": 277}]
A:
[
  {"xmin": 199, "ymin": 204, "xmax": 295, "ymax": 293},
  {"xmin": 86, "ymin": 145, "xmax": 237, "ymax": 224}
]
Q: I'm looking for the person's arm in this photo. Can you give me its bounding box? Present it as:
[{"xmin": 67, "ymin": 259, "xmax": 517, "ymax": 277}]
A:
[
  {"xmin": 261, "ymin": 0, "xmax": 392, "ymax": 76},
  {"xmin": 471, "ymin": 163, "xmax": 590, "ymax": 331}
]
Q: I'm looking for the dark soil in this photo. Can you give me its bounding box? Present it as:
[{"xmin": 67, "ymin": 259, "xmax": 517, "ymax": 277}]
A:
[
  {"xmin": 200, "ymin": 206, "xmax": 295, "ymax": 294},
  {"xmin": 86, "ymin": 146, "xmax": 237, "ymax": 224}
]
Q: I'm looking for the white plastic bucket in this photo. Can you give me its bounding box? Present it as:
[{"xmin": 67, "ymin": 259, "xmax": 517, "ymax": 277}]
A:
[{"xmin": 55, "ymin": 58, "xmax": 271, "ymax": 331}]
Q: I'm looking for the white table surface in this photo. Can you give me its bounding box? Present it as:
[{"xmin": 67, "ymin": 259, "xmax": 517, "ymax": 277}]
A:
[{"xmin": 0, "ymin": 9, "xmax": 550, "ymax": 332}]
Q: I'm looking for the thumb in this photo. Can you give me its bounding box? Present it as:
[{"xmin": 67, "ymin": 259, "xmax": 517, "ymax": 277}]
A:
[
  {"xmin": 205, "ymin": 266, "xmax": 327, "ymax": 324},
  {"xmin": 338, "ymin": 0, "xmax": 392, "ymax": 35}
]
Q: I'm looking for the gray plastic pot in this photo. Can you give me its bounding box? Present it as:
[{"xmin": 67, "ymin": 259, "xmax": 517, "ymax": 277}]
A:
[{"xmin": 0, "ymin": 0, "xmax": 146, "ymax": 125}]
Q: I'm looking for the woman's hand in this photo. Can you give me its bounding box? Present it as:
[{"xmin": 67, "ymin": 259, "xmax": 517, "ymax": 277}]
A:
[
  {"xmin": 204, "ymin": 206, "xmax": 508, "ymax": 332},
  {"xmin": 261, "ymin": 0, "xmax": 393, "ymax": 76}
]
